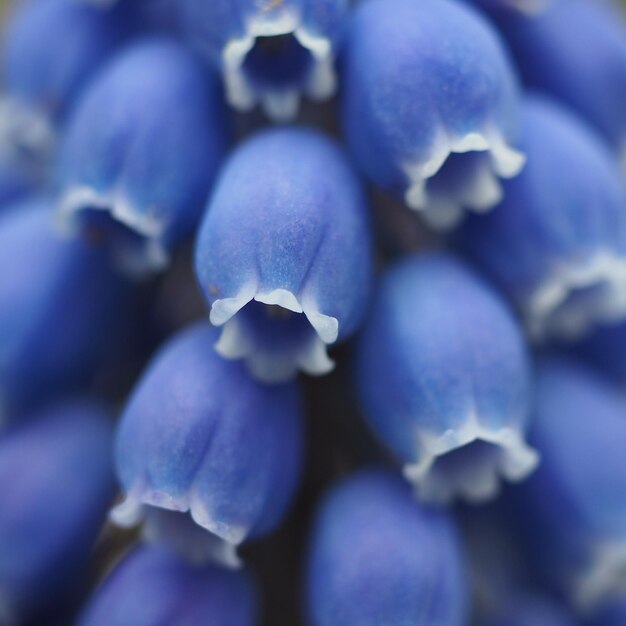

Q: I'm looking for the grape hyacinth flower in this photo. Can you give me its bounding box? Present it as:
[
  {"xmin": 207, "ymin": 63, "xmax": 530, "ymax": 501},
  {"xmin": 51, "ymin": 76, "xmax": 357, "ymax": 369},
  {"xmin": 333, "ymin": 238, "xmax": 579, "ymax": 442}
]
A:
[
  {"xmin": 195, "ymin": 127, "xmax": 372, "ymax": 383},
  {"xmin": 459, "ymin": 96, "xmax": 626, "ymax": 342},
  {"xmin": 515, "ymin": 357, "xmax": 626, "ymax": 611},
  {"xmin": 57, "ymin": 39, "xmax": 228, "ymax": 274},
  {"xmin": 305, "ymin": 469, "xmax": 469, "ymax": 626},
  {"xmin": 355, "ymin": 253, "xmax": 538, "ymax": 504},
  {"xmin": 179, "ymin": 0, "xmax": 348, "ymax": 121},
  {"xmin": 78, "ymin": 545, "xmax": 257, "ymax": 626},
  {"xmin": 341, "ymin": 0, "xmax": 525, "ymax": 229},
  {"xmin": 0, "ymin": 196, "xmax": 130, "ymax": 420},
  {"xmin": 0, "ymin": 400, "xmax": 115, "ymax": 622},
  {"xmin": 487, "ymin": 0, "xmax": 626, "ymax": 165},
  {"xmin": 112, "ymin": 323, "xmax": 304, "ymax": 567},
  {"xmin": 0, "ymin": 0, "xmax": 124, "ymax": 168}
]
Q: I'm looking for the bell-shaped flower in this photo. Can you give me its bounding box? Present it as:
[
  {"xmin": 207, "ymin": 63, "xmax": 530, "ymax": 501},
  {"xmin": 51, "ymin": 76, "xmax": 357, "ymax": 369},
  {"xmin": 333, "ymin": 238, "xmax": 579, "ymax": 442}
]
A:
[
  {"xmin": 459, "ymin": 96, "xmax": 626, "ymax": 342},
  {"xmin": 305, "ymin": 468, "xmax": 469, "ymax": 626},
  {"xmin": 0, "ymin": 0, "xmax": 125, "ymax": 167},
  {"xmin": 195, "ymin": 127, "xmax": 372, "ymax": 383},
  {"xmin": 514, "ymin": 357, "xmax": 626, "ymax": 611},
  {"xmin": 57, "ymin": 38, "xmax": 229, "ymax": 275},
  {"xmin": 112, "ymin": 323, "xmax": 304, "ymax": 567},
  {"xmin": 341, "ymin": 0, "xmax": 525, "ymax": 229},
  {"xmin": 0, "ymin": 195, "xmax": 130, "ymax": 420},
  {"xmin": 355, "ymin": 252, "xmax": 538, "ymax": 504},
  {"xmin": 78, "ymin": 544, "xmax": 257, "ymax": 626},
  {"xmin": 178, "ymin": 0, "xmax": 348, "ymax": 121},
  {"xmin": 0, "ymin": 400, "xmax": 115, "ymax": 622}
]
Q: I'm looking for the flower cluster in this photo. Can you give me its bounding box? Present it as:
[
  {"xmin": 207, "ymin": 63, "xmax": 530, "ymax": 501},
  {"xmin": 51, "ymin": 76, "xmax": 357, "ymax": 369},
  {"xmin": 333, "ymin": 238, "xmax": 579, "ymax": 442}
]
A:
[{"xmin": 0, "ymin": 0, "xmax": 625, "ymax": 624}]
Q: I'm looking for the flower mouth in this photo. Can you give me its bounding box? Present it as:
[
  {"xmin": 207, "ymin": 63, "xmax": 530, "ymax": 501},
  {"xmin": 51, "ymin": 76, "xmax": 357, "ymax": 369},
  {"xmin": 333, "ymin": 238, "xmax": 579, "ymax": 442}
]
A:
[
  {"xmin": 403, "ymin": 130, "xmax": 525, "ymax": 230},
  {"xmin": 57, "ymin": 187, "xmax": 169, "ymax": 275},
  {"xmin": 210, "ymin": 288, "xmax": 337, "ymax": 383},
  {"xmin": 404, "ymin": 413, "xmax": 539, "ymax": 504},
  {"xmin": 221, "ymin": 11, "xmax": 336, "ymax": 121},
  {"xmin": 527, "ymin": 252, "xmax": 626, "ymax": 342}
]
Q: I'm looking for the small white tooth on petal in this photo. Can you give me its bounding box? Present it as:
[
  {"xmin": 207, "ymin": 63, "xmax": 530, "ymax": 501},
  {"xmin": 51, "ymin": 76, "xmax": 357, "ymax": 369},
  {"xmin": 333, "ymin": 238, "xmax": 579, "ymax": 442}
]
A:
[
  {"xmin": 209, "ymin": 284, "xmax": 257, "ymax": 326},
  {"xmin": 261, "ymin": 90, "xmax": 300, "ymax": 122},
  {"xmin": 110, "ymin": 496, "xmax": 145, "ymax": 528},
  {"xmin": 247, "ymin": 351, "xmax": 299, "ymax": 384},
  {"xmin": 296, "ymin": 335, "xmax": 335, "ymax": 376},
  {"xmin": 214, "ymin": 317, "xmax": 250, "ymax": 360},
  {"xmin": 255, "ymin": 289, "xmax": 303, "ymax": 313},
  {"xmin": 461, "ymin": 161, "xmax": 504, "ymax": 212},
  {"xmin": 488, "ymin": 131, "xmax": 527, "ymax": 178},
  {"xmin": 304, "ymin": 310, "xmax": 339, "ymax": 344}
]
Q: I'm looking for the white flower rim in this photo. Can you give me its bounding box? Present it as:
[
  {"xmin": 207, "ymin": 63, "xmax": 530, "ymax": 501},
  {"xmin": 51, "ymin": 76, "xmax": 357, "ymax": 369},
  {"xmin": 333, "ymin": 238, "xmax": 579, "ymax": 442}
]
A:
[
  {"xmin": 221, "ymin": 8, "xmax": 337, "ymax": 121},
  {"xmin": 403, "ymin": 411, "xmax": 539, "ymax": 504},
  {"xmin": 402, "ymin": 128, "xmax": 525, "ymax": 230}
]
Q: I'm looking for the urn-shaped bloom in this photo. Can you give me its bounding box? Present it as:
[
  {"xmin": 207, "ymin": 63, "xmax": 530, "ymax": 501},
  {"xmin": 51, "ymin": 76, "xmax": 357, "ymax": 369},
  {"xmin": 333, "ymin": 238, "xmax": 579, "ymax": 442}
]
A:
[
  {"xmin": 113, "ymin": 323, "xmax": 304, "ymax": 567},
  {"xmin": 459, "ymin": 96, "xmax": 626, "ymax": 342},
  {"xmin": 0, "ymin": 400, "xmax": 115, "ymax": 622},
  {"xmin": 0, "ymin": 196, "xmax": 129, "ymax": 419},
  {"xmin": 355, "ymin": 252, "xmax": 538, "ymax": 504},
  {"xmin": 179, "ymin": 0, "xmax": 348, "ymax": 121},
  {"xmin": 341, "ymin": 0, "xmax": 525, "ymax": 229},
  {"xmin": 305, "ymin": 469, "xmax": 469, "ymax": 626},
  {"xmin": 195, "ymin": 127, "xmax": 372, "ymax": 383},
  {"xmin": 514, "ymin": 357, "xmax": 626, "ymax": 611},
  {"xmin": 78, "ymin": 545, "xmax": 257, "ymax": 626},
  {"xmin": 0, "ymin": 0, "xmax": 124, "ymax": 167},
  {"xmin": 57, "ymin": 38, "xmax": 228, "ymax": 274}
]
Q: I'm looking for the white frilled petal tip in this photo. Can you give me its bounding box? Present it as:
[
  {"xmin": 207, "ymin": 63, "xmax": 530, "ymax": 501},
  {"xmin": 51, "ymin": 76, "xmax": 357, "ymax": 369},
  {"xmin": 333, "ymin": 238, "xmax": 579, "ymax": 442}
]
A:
[
  {"xmin": 111, "ymin": 492, "xmax": 246, "ymax": 569},
  {"xmin": 57, "ymin": 186, "xmax": 169, "ymax": 276},
  {"xmin": 574, "ymin": 541, "xmax": 626, "ymax": 611},
  {"xmin": 221, "ymin": 10, "xmax": 337, "ymax": 121},
  {"xmin": 403, "ymin": 413, "xmax": 540, "ymax": 505},
  {"xmin": 527, "ymin": 251, "xmax": 626, "ymax": 342},
  {"xmin": 403, "ymin": 129, "xmax": 525, "ymax": 230},
  {"xmin": 0, "ymin": 97, "xmax": 55, "ymax": 162},
  {"xmin": 210, "ymin": 285, "xmax": 338, "ymax": 383}
]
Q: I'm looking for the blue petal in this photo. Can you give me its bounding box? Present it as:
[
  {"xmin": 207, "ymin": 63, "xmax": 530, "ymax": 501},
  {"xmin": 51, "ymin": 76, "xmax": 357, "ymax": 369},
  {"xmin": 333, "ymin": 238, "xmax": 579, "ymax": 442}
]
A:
[
  {"xmin": 484, "ymin": 0, "xmax": 626, "ymax": 160},
  {"xmin": 305, "ymin": 468, "xmax": 469, "ymax": 626},
  {"xmin": 515, "ymin": 357, "xmax": 626, "ymax": 610},
  {"xmin": 355, "ymin": 252, "xmax": 537, "ymax": 504},
  {"xmin": 0, "ymin": 400, "xmax": 115, "ymax": 622},
  {"xmin": 112, "ymin": 323, "xmax": 304, "ymax": 565},
  {"xmin": 341, "ymin": 0, "xmax": 525, "ymax": 229},
  {"xmin": 0, "ymin": 195, "xmax": 130, "ymax": 420},
  {"xmin": 77, "ymin": 544, "xmax": 257, "ymax": 626},
  {"xmin": 0, "ymin": 0, "xmax": 126, "ymax": 165},
  {"xmin": 458, "ymin": 96, "xmax": 626, "ymax": 342},
  {"xmin": 195, "ymin": 127, "xmax": 373, "ymax": 383},
  {"xmin": 179, "ymin": 0, "xmax": 348, "ymax": 120},
  {"xmin": 588, "ymin": 595, "xmax": 626, "ymax": 626},
  {"xmin": 57, "ymin": 38, "xmax": 229, "ymax": 275}
]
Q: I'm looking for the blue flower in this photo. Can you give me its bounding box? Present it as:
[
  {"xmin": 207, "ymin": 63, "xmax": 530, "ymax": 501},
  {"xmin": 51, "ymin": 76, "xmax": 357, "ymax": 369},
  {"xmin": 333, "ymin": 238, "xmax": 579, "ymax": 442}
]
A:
[
  {"xmin": 355, "ymin": 252, "xmax": 538, "ymax": 504},
  {"xmin": 0, "ymin": 195, "xmax": 130, "ymax": 420},
  {"xmin": 195, "ymin": 127, "xmax": 372, "ymax": 383},
  {"xmin": 0, "ymin": 399, "xmax": 115, "ymax": 622},
  {"xmin": 458, "ymin": 96, "xmax": 626, "ymax": 342},
  {"xmin": 305, "ymin": 468, "xmax": 469, "ymax": 626},
  {"xmin": 341, "ymin": 0, "xmax": 525, "ymax": 229},
  {"xmin": 0, "ymin": 0, "xmax": 125, "ymax": 167},
  {"xmin": 179, "ymin": 0, "xmax": 348, "ymax": 121},
  {"xmin": 112, "ymin": 323, "xmax": 304, "ymax": 567},
  {"xmin": 514, "ymin": 357, "xmax": 626, "ymax": 611},
  {"xmin": 484, "ymin": 0, "xmax": 626, "ymax": 163},
  {"xmin": 77, "ymin": 544, "xmax": 257, "ymax": 626},
  {"xmin": 57, "ymin": 38, "xmax": 229, "ymax": 275}
]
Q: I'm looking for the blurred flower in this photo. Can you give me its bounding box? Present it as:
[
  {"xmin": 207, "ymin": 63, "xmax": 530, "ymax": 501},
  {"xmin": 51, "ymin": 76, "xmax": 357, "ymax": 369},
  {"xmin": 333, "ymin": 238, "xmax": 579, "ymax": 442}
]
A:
[
  {"xmin": 112, "ymin": 323, "xmax": 304, "ymax": 567},
  {"xmin": 341, "ymin": 0, "xmax": 525, "ymax": 229},
  {"xmin": 305, "ymin": 468, "xmax": 469, "ymax": 626},
  {"xmin": 355, "ymin": 252, "xmax": 537, "ymax": 504},
  {"xmin": 57, "ymin": 38, "xmax": 229, "ymax": 275},
  {"xmin": 195, "ymin": 127, "xmax": 372, "ymax": 383}
]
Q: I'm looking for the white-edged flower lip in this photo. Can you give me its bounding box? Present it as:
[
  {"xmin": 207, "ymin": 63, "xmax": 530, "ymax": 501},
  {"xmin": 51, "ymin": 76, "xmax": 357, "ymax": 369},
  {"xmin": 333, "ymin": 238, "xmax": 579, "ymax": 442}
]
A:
[
  {"xmin": 573, "ymin": 540, "xmax": 626, "ymax": 611},
  {"xmin": 402, "ymin": 128, "xmax": 525, "ymax": 230},
  {"xmin": 209, "ymin": 283, "xmax": 338, "ymax": 383},
  {"xmin": 57, "ymin": 186, "xmax": 169, "ymax": 276},
  {"xmin": 221, "ymin": 8, "xmax": 337, "ymax": 121},
  {"xmin": 403, "ymin": 411, "xmax": 539, "ymax": 504},
  {"xmin": 527, "ymin": 250, "xmax": 626, "ymax": 342}
]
